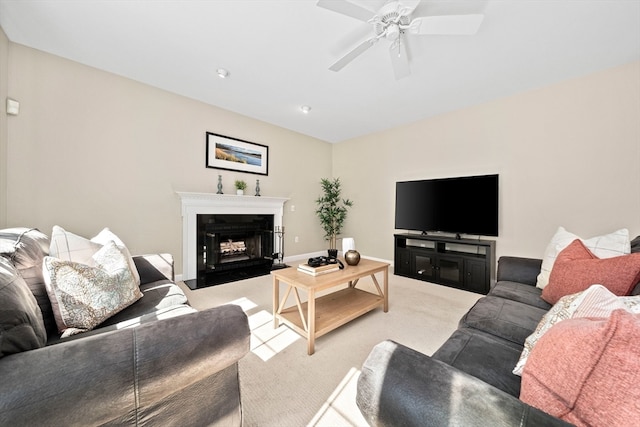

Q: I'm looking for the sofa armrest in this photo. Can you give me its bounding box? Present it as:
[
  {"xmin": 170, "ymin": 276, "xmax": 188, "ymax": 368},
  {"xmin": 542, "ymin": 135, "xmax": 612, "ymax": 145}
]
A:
[
  {"xmin": 0, "ymin": 304, "xmax": 249, "ymax": 425},
  {"xmin": 133, "ymin": 253, "xmax": 174, "ymax": 284},
  {"xmin": 357, "ymin": 340, "xmax": 571, "ymax": 427},
  {"xmin": 496, "ymin": 256, "xmax": 542, "ymax": 286}
]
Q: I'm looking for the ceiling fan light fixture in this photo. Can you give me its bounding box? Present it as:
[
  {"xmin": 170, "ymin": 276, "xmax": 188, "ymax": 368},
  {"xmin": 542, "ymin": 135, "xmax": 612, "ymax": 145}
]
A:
[
  {"xmin": 216, "ymin": 68, "xmax": 229, "ymax": 78},
  {"xmin": 386, "ymin": 24, "xmax": 400, "ymax": 40},
  {"xmin": 300, "ymin": 105, "xmax": 311, "ymax": 114}
]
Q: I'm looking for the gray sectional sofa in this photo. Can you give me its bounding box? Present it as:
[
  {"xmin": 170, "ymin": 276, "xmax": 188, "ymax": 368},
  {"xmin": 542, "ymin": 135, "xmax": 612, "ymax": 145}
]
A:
[
  {"xmin": 0, "ymin": 228, "xmax": 250, "ymax": 426},
  {"xmin": 356, "ymin": 255, "xmax": 587, "ymax": 426}
]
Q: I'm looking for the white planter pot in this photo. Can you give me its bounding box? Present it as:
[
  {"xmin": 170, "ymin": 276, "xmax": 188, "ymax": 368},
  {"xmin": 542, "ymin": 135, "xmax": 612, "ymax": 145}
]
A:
[{"xmin": 236, "ymin": 189, "xmax": 244, "ymax": 195}]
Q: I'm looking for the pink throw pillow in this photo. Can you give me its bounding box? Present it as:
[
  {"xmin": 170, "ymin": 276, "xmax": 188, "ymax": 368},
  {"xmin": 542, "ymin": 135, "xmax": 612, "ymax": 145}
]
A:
[
  {"xmin": 520, "ymin": 309, "xmax": 640, "ymax": 426},
  {"xmin": 541, "ymin": 239, "xmax": 640, "ymax": 304}
]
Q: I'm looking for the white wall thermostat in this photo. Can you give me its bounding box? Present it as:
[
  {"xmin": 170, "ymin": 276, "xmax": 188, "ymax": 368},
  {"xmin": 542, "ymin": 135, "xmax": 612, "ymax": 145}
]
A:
[{"xmin": 6, "ymin": 98, "xmax": 19, "ymax": 116}]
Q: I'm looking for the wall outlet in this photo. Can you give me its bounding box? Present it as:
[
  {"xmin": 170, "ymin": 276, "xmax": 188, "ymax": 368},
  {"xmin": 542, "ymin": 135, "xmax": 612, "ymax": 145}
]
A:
[
  {"xmin": 290, "ymin": 205, "xmax": 296, "ymax": 212},
  {"xmin": 294, "ymin": 236, "xmax": 299, "ymax": 243}
]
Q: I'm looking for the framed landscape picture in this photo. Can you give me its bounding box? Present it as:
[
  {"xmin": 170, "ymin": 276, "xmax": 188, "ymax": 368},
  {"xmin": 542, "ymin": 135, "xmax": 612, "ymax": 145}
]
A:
[{"xmin": 206, "ymin": 132, "xmax": 269, "ymax": 176}]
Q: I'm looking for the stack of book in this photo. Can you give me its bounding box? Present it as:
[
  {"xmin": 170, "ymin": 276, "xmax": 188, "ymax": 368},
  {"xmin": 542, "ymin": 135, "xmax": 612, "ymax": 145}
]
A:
[{"xmin": 297, "ymin": 262, "xmax": 340, "ymax": 276}]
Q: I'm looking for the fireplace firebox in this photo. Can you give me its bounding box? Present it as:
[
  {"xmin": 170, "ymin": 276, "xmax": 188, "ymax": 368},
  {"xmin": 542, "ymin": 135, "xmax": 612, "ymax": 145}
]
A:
[{"xmin": 189, "ymin": 213, "xmax": 274, "ymax": 288}]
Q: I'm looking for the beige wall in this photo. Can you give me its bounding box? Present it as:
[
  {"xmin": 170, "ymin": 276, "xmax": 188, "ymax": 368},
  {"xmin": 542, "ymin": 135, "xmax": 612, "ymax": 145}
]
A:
[
  {"xmin": 0, "ymin": 27, "xmax": 8, "ymax": 227},
  {"xmin": 334, "ymin": 60, "xmax": 640, "ymax": 262},
  {"xmin": 5, "ymin": 44, "xmax": 333, "ymax": 274},
  {"xmin": 5, "ymin": 38, "xmax": 639, "ymax": 274}
]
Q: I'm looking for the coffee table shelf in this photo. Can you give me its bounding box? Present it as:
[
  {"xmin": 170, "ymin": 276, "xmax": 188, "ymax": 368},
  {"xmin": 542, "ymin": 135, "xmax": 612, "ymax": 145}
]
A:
[
  {"xmin": 272, "ymin": 258, "xmax": 389, "ymax": 355},
  {"xmin": 278, "ymin": 287, "xmax": 384, "ymax": 338}
]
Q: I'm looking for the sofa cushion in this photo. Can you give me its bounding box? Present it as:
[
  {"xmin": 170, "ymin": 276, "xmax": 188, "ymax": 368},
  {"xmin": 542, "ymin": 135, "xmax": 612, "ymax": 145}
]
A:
[
  {"xmin": 536, "ymin": 227, "xmax": 630, "ymax": 289},
  {"xmin": 630, "ymin": 236, "xmax": 640, "ymax": 299},
  {"xmin": 631, "ymin": 235, "xmax": 640, "ymax": 253},
  {"xmin": 133, "ymin": 254, "xmax": 174, "ymax": 284},
  {"xmin": 48, "ymin": 303, "xmax": 197, "ymax": 345},
  {"xmin": 496, "ymin": 257, "xmax": 542, "ymax": 286},
  {"xmin": 489, "ymin": 281, "xmax": 552, "ymax": 310},
  {"xmin": 542, "ymin": 239, "xmax": 640, "ymax": 304},
  {"xmin": 0, "ymin": 228, "xmax": 55, "ymax": 336},
  {"xmin": 99, "ymin": 280, "xmax": 189, "ymax": 327},
  {"xmin": 0, "ymin": 228, "xmax": 50, "ymax": 285},
  {"xmin": 49, "ymin": 225, "xmax": 140, "ymax": 286},
  {"xmin": 432, "ymin": 328, "xmax": 524, "ymax": 397},
  {"xmin": 0, "ymin": 256, "xmax": 47, "ymax": 357},
  {"xmin": 43, "ymin": 241, "xmax": 142, "ymax": 337},
  {"xmin": 460, "ymin": 296, "xmax": 547, "ymax": 345},
  {"xmin": 520, "ymin": 310, "xmax": 640, "ymax": 426}
]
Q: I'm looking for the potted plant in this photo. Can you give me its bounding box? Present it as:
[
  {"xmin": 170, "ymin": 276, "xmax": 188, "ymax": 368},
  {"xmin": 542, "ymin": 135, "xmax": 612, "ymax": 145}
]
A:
[
  {"xmin": 315, "ymin": 177, "xmax": 353, "ymax": 258},
  {"xmin": 234, "ymin": 180, "xmax": 247, "ymax": 195}
]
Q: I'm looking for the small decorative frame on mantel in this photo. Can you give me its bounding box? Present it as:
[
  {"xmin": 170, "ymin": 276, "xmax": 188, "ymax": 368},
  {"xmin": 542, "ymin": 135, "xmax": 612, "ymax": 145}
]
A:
[{"xmin": 206, "ymin": 132, "xmax": 269, "ymax": 176}]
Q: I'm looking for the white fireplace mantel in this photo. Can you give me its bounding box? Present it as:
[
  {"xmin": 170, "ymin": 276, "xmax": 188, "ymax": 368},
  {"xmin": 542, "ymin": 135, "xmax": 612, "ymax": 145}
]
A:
[{"xmin": 177, "ymin": 191, "xmax": 289, "ymax": 281}]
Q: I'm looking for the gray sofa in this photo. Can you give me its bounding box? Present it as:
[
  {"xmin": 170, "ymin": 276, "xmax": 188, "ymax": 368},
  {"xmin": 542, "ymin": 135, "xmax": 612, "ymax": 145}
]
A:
[
  {"xmin": 0, "ymin": 228, "xmax": 250, "ymax": 426},
  {"xmin": 356, "ymin": 255, "xmax": 578, "ymax": 426}
]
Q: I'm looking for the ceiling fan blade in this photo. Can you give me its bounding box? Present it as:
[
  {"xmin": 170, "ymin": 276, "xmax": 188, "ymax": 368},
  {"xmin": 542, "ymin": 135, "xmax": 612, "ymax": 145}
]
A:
[
  {"xmin": 410, "ymin": 14, "xmax": 484, "ymax": 35},
  {"xmin": 389, "ymin": 38, "xmax": 410, "ymax": 80},
  {"xmin": 329, "ymin": 37, "xmax": 378, "ymax": 72},
  {"xmin": 398, "ymin": 0, "xmax": 421, "ymax": 17},
  {"xmin": 317, "ymin": 0, "xmax": 375, "ymax": 22}
]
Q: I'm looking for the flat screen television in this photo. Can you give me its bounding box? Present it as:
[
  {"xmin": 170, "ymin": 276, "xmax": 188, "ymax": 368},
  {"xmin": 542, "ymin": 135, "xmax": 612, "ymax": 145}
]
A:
[{"xmin": 395, "ymin": 174, "xmax": 499, "ymax": 237}]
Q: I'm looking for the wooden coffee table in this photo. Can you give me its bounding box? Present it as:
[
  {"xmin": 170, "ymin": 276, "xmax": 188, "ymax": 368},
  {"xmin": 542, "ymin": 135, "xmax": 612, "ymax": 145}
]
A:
[{"xmin": 271, "ymin": 258, "xmax": 389, "ymax": 355}]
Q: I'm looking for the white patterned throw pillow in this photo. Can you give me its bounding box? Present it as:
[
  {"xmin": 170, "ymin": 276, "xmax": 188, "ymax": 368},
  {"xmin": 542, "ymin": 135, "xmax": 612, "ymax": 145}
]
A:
[
  {"xmin": 43, "ymin": 240, "xmax": 142, "ymax": 337},
  {"xmin": 536, "ymin": 227, "xmax": 630, "ymax": 289}
]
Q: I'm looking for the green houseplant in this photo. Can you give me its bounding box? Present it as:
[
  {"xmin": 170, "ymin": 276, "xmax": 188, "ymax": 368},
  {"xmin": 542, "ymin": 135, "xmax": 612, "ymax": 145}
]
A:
[
  {"xmin": 315, "ymin": 178, "xmax": 353, "ymax": 257},
  {"xmin": 234, "ymin": 179, "xmax": 247, "ymax": 195}
]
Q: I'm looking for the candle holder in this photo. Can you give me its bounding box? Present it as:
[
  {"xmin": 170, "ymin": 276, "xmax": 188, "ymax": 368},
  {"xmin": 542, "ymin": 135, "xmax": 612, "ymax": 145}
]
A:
[{"xmin": 216, "ymin": 175, "xmax": 223, "ymax": 194}]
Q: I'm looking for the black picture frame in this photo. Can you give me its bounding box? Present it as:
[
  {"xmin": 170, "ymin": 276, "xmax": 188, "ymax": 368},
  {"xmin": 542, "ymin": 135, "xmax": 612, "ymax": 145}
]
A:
[{"xmin": 206, "ymin": 132, "xmax": 269, "ymax": 176}]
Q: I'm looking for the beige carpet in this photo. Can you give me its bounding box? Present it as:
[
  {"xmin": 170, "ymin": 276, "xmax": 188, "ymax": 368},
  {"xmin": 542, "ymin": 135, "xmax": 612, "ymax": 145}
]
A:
[{"xmin": 178, "ymin": 265, "xmax": 481, "ymax": 427}]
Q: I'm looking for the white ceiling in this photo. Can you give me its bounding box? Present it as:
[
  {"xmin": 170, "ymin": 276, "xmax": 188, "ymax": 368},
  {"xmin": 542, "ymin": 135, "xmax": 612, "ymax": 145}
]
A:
[{"xmin": 1, "ymin": 0, "xmax": 639, "ymax": 143}]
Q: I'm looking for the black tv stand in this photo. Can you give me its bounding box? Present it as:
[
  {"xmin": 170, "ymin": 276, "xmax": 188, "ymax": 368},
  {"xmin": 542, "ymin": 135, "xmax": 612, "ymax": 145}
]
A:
[{"xmin": 394, "ymin": 233, "xmax": 496, "ymax": 294}]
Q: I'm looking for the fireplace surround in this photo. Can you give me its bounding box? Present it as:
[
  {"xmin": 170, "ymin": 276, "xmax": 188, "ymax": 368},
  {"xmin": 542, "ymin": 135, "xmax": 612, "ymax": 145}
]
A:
[{"xmin": 177, "ymin": 192, "xmax": 288, "ymax": 288}]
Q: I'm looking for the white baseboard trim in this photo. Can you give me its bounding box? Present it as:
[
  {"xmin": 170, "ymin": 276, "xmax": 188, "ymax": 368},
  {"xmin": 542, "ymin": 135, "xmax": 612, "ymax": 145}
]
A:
[
  {"xmin": 284, "ymin": 252, "xmax": 393, "ymax": 267},
  {"xmin": 361, "ymin": 255, "xmax": 394, "ymax": 266},
  {"xmin": 283, "ymin": 251, "xmax": 325, "ymax": 264}
]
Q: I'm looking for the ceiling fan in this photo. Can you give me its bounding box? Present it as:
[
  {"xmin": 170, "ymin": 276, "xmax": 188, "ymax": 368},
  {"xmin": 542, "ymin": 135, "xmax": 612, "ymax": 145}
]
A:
[{"xmin": 317, "ymin": 0, "xmax": 484, "ymax": 79}]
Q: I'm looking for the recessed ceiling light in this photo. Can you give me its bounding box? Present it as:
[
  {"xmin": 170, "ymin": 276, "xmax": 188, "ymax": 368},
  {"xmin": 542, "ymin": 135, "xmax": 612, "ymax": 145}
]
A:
[
  {"xmin": 300, "ymin": 105, "xmax": 311, "ymax": 114},
  {"xmin": 216, "ymin": 68, "xmax": 229, "ymax": 78}
]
